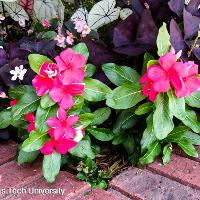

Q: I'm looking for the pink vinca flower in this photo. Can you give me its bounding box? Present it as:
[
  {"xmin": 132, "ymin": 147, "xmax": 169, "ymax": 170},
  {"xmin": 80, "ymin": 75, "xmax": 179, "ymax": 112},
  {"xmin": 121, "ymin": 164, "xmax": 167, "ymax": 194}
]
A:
[
  {"xmin": 32, "ymin": 62, "xmax": 59, "ymax": 96},
  {"xmin": 47, "ymin": 107, "xmax": 78, "ymax": 141},
  {"xmin": 49, "ymin": 80, "xmax": 84, "ymax": 109},
  {"xmin": 55, "ymin": 48, "xmax": 86, "ymax": 85},
  {"xmin": 139, "ymin": 73, "xmax": 158, "ymax": 102},
  {"xmin": 25, "ymin": 112, "xmax": 36, "ymax": 133},
  {"xmin": 147, "ymin": 52, "xmax": 182, "ymax": 93},
  {"xmin": 40, "ymin": 137, "xmax": 77, "ymax": 155},
  {"xmin": 173, "ymin": 61, "xmax": 200, "ymax": 98}
]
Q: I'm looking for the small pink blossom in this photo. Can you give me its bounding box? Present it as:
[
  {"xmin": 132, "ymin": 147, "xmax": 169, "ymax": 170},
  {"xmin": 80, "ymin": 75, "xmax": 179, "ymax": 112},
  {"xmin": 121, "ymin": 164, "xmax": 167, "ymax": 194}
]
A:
[
  {"xmin": 41, "ymin": 20, "xmax": 51, "ymax": 27},
  {"xmin": 0, "ymin": 91, "xmax": 7, "ymax": 99},
  {"xmin": 74, "ymin": 18, "xmax": 86, "ymax": 33},
  {"xmin": 81, "ymin": 25, "xmax": 91, "ymax": 37},
  {"xmin": 27, "ymin": 28, "xmax": 34, "ymax": 35},
  {"xmin": 66, "ymin": 31, "xmax": 75, "ymax": 45},
  {"xmin": 49, "ymin": 79, "xmax": 84, "ymax": 109},
  {"xmin": 47, "ymin": 107, "xmax": 78, "ymax": 140},
  {"xmin": 55, "ymin": 34, "xmax": 66, "ymax": 47},
  {"xmin": 18, "ymin": 18, "xmax": 25, "ymax": 27},
  {"xmin": 55, "ymin": 48, "xmax": 86, "ymax": 85},
  {"xmin": 32, "ymin": 62, "xmax": 59, "ymax": 96}
]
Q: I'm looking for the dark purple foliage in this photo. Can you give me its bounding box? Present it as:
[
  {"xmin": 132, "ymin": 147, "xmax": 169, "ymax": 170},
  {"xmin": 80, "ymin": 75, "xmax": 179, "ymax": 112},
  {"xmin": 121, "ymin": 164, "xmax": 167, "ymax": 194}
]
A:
[
  {"xmin": 186, "ymin": 0, "xmax": 200, "ymax": 17},
  {"xmin": 183, "ymin": 8, "xmax": 200, "ymax": 39},
  {"xmin": 113, "ymin": 9, "xmax": 158, "ymax": 56},
  {"xmin": 168, "ymin": 0, "xmax": 184, "ymax": 17},
  {"xmin": 170, "ymin": 19, "xmax": 188, "ymax": 61},
  {"xmin": 186, "ymin": 39, "xmax": 200, "ymax": 61}
]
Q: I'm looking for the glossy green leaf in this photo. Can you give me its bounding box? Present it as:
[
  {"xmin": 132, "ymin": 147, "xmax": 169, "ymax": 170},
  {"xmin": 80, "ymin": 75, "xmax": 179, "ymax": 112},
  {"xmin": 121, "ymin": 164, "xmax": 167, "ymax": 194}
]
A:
[
  {"xmin": 153, "ymin": 94, "xmax": 174, "ymax": 140},
  {"xmin": 147, "ymin": 60, "xmax": 159, "ymax": 68},
  {"xmin": 157, "ymin": 22, "xmax": 171, "ymax": 56},
  {"xmin": 28, "ymin": 54, "xmax": 53, "ymax": 74},
  {"xmin": 43, "ymin": 150, "xmax": 61, "ymax": 183},
  {"xmin": 139, "ymin": 141, "xmax": 161, "ymax": 164},
  {"xmin": 162, "ymin": 144, "xmax": 172, "ymax": 165},
  {"xmin": 85, "ymin": 64, "xmax": 96, "ymax": 77},
  {"xmin": 135, "ymin": 102, "xmax": 153, "ymax": 115},
  {"xmin": 22, "ymin": 130, "xmax": 49, "ymax": 152},
  {"xmin": 68, "ymin": 95, "xmax": 84, "ymax": 115},
  {"xmin": 142, "ymin": 53, "xmax": 154, "ymax": 74},
  {"xmin": 40, "ymin": 94, "xmax": 56, "ymax": 109},
  {"xmin": 185, "ymin": 90, "xmax": 200, "ymax": 108},
  {"xmin": 112, "ymin": 133, "xmax": 126, "ymax": 145},
  {"xmin": 69, "ymin": 140, "xmax": 95, "ymax": 159},
  {"xmin": 87, "ymin": 128, "xmax": 114, "ymax": 141},
  {"xmin": 84, "ymin": 78, "xmax": 111, "ymax": 102},
  {"xmin": 0, "ymin": 109, "xmax": 12, "ymax": 129},
  {"xmin": 91, "ymin": 107, "xmax": 111, "ymax": 125},
  {"xmin": 76, "ymin": 113, "xmax": 95, "ymax": 128},
  {"xmin": 123, "ymin": 134, "xmax": 135, "ymax": 155},
  {"xmin": 102, "ymin": 63, "xmax": 140, "ymax": 86},
  {"xmin": 106, "ymin": 83, "xmax": 145, "ymax": 109},
  {"xmin": 72, "ymin": 42, "xmax": 89, "ymax": 60}
]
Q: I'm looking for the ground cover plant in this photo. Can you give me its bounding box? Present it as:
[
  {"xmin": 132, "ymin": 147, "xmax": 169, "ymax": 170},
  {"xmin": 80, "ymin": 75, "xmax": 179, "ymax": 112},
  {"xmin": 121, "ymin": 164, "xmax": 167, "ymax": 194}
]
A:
[{"xmin": 0, "ymin": 0, "xmax": 200, "ymax": 188}]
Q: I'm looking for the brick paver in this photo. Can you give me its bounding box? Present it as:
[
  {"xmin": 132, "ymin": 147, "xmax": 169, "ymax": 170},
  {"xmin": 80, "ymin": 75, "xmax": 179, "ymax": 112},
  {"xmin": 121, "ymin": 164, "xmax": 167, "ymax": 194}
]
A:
[{"xmin": 2, "ymin": 140, "xmax": 200, "ymax": 199}]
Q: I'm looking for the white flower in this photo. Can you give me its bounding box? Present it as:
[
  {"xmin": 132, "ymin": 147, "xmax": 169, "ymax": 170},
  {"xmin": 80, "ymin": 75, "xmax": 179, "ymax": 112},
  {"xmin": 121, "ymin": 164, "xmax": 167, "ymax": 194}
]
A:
[
  {"xmin": 10, "ymin": 65, "xmax": 27, "ymax": 81},
  {"xmin": 0, "ymin": 91, "xmax": 7, "ymax": 98},
  {"xmin": 73, "ymin": 126, "xmax": 84, "ymax": 142},
  {"xmin": 0, "ymin": 46, "xmax": 3, "ymax": 49}
]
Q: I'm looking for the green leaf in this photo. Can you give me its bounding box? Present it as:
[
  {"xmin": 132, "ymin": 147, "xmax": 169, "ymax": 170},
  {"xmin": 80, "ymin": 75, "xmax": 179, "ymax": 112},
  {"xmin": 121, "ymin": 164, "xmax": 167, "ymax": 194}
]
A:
[
  {"xmin": 84, "ymin": 78, "xmax": 111, "ymax": 102},
  {"xmin": 113, "ymin": 108, "xmax": 139, "ymax": 134},
  {"xmin": 102, "ymin": 63, "xmax": 140, "ymax": 86},
  {"xmin": 17, "ymin": 147, "xmax": 39, "ymax": 165},
  {"xmin": 28, "ymin": 54, "xmax": 53, "ymax": 74},
  {"xmin": 139, "ymin": 141, "xmax": 161, "ymax": 164},
  {"xmin": 135, "ymin": 102, "xmax": 153, "ymax": 115},
  {"xmin": 72, "ymin": 42, "xmax": 89, "ymax": 60},
  {"xmin": 91, "ymin": 107, "xmax": 111, "ymax": 125},
  {"xmin": 162, "ymin": 144, "xmax": 172, "ymax": 165},
  {"xmin": 35, "ymin": 105, "xmax": 57, "ymax": 133},
  {"xmin": 112, "ymin": 133, "xmax": 126, "ymax": 145},
  {"xmin": 153, "ymin": 94, "xmax": 174, "ymax": 140},
  {"xmin": 76, "ymin": 113, "xmax": 95, "ymax": 128},
  {"xmin": 182, "ymin": 131, "xmax": 200, "ymax": 145},
  {"xmin": 69, "ymin": 140, "xmax": 95, "ymax": 159},
  {"xmin": 123, "ymin": 134, "xmax": 135, "ymax": 155},
  {"xmin": 157, "ymin": 22, "xmax": 171, "ymax": 56},
  {"xmin": 178, "ymin": 139, "xmax": 198, "ymax": 158},
  {"xmin": 40, "ymin": 94, "xmax": 56, "ymax": 109},
  {"xmin": 142, "ymin": 53, "xmax": 154, "ymax": 74},
  {"xmin": 185, "ymin": 90, "xmax": 200, "ymax": 108},
  {"xmin": 11, "ymin": 90, "xmax": 40, "ymax": 120},
  {"xmin": 42, "ymin": 31, "xmax": 57, "ymax": 39},
  {"xmin": 147, "ymin": 60, "xmax": 159, "ymax": 68},
  {"xmin": 68, "ymin": 95, "xmax": 84, "ymax": 115},
  {"xmin": 106, "ymin": 83, "xmax": 145, "ymax": 109},
  {"xmin": 8, "ymin": 85, "xmax": 35, "ymax": 99},
  {"xmin": 87, "ymin": 128, "xmax": 114, "ymax": 141},
  {"xmin": 140, "ymin": 113, "xmax": 157, "ymax": 153},
  {"xmin": 22, "ymin": 130, "xmax": 49, "ymax": 152},
  {"xmin": 43, "ymin": 150, "xmax": 61, "ymax": 183},
  {"xmin": 85, "ymin": 64, "xmax": 96, "ymax": 77},
  {"xmin": 0, "ymin": 109, "xmax": 12, "ymax": 129}
]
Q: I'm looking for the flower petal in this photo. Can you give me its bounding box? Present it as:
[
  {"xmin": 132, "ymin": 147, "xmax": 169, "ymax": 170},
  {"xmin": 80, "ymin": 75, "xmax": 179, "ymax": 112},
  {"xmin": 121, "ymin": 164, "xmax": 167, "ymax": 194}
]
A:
[
  {"xmin": 55, "ymin": 139, "xmax": 77, "ymax": 154},
  {"xmin": 67, "ymin": 115, "xmax": 79, "ymax": 126},
  {"xmin": 158, "ymin": 53, "xmax": 177, "ymax": 71},
  {"xmin": 147, "ymin": 65, "xmax": 167, "ymax": 81},
  {"xmin": 57, "ymin": 107, "xmax": 66, "ymax": 121},
  {"xmin": 47, "ymin": 117, "xmax": 60, "ymax": 128},
  {"xmin": 40, "ymin": 140, "xmax": 55, "ymax": 155},
  {"xmin": 153, "ymin": 79, "xmax": 170, "ymax": 92}
]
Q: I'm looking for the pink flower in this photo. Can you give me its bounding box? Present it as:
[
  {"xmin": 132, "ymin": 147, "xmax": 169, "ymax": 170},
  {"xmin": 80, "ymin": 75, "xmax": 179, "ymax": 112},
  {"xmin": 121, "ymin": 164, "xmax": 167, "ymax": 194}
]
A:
[
  {"xmin": 0, "ymin": 91, "xmax": 7, "ymax": 98},
  {"xmin": 55, "ymin": 34, "xmax": 66, "ymax": 47},
  {"xmin": 139, "ymin": 73, "xmax": 158, "ymax": 102},
  {"xmin": 47, "ymin": 107, "xmax": 79, "ymax": 140},
  {"xmin": 41, "ymin": 20, "xmax": 51, "ymax": 27},
  {"xmin": 40, "ymin": 137, "xmax": 77, "ymax": 155},
  {"xmin": 174, "ymin": 61, "xmax": 200, "ymax": 98},
  {"xmin": 25, "ymin": 112, "xmax": 36, "ymax": 133},
  {"xmin": 55, "ymin": 48, "xmax": 85, "ymax": 85},
  {"xmin": 66, "ymin": 31, "xmax": 75, "ymax": 45},
  {"xmin": 49, "ymin": 80, "xmax": 84, "ymax": 109},
  {"xmin": 18, "ymin": 18, "xmax": 25, "ymax": 27},
  {"xmin": 10, "ymin": 99, "xmax": 17, "ymax": 107},
  {"xmin": 147, "ymin": 53, "xmax": 182, "ymax": 93},
  {"xmin": 32, "ymin": 62, "xmax": 59, "ymax": 96},
  {"xmin": 81, "ymin": 25, "xmax": 91, "ymax": 37},
  {"xmin": 74, "ymin": 19, "xmax": 86, "ymax": 33}
]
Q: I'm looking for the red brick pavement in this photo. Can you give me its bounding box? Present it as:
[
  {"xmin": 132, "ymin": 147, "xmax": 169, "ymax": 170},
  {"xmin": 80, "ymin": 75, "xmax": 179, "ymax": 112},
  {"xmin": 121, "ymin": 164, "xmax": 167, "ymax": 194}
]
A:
[{"xmin": 1, "ymin": 140, "xmax": 200, "ymax": 200}]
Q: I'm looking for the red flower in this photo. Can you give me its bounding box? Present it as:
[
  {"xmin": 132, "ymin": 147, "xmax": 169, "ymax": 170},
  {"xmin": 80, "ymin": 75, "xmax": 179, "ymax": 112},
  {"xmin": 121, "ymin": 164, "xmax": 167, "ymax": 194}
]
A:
[
  {"xmin": 55, "ymin": 48, "xmax": 85, "ymax": 85},
  {"xmin": 32, "ymin": 62, "xmax": 59, "ymax": 96},
  {"xmin": 139, "ymin": 73, "xmax": 158, "ymax": 102},
  {"xmin": 25, "ymin": 112, "xmax": 36, "ymax": 133},
  {"xmin": 10, "ymin": 99, "xmax": 17, "ymax": 107}
]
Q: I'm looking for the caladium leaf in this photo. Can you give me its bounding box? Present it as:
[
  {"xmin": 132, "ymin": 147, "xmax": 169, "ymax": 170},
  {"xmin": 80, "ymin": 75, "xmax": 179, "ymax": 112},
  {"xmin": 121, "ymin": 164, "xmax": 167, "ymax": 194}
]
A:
[
  {"xmin": 87, "ymin": 0, "xmax": 121, "ymax": 30},
  {"xmin": 4, "ymin": 2, "xmax": 29, "ymax": 21},
  {"xmin": 51, "ymin": 0, "xmax": 65, "ymax": 23},
  {"xmin": 18, "ymin": 0, "xmax": 34, "ymax": 16},
  {"xmin": 33, "ymin": 0, "xmax": 57, "ymax": 21},
  {"xmin": 71, "ymin": 7, "xmax": 88, "ymax": 21}
]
